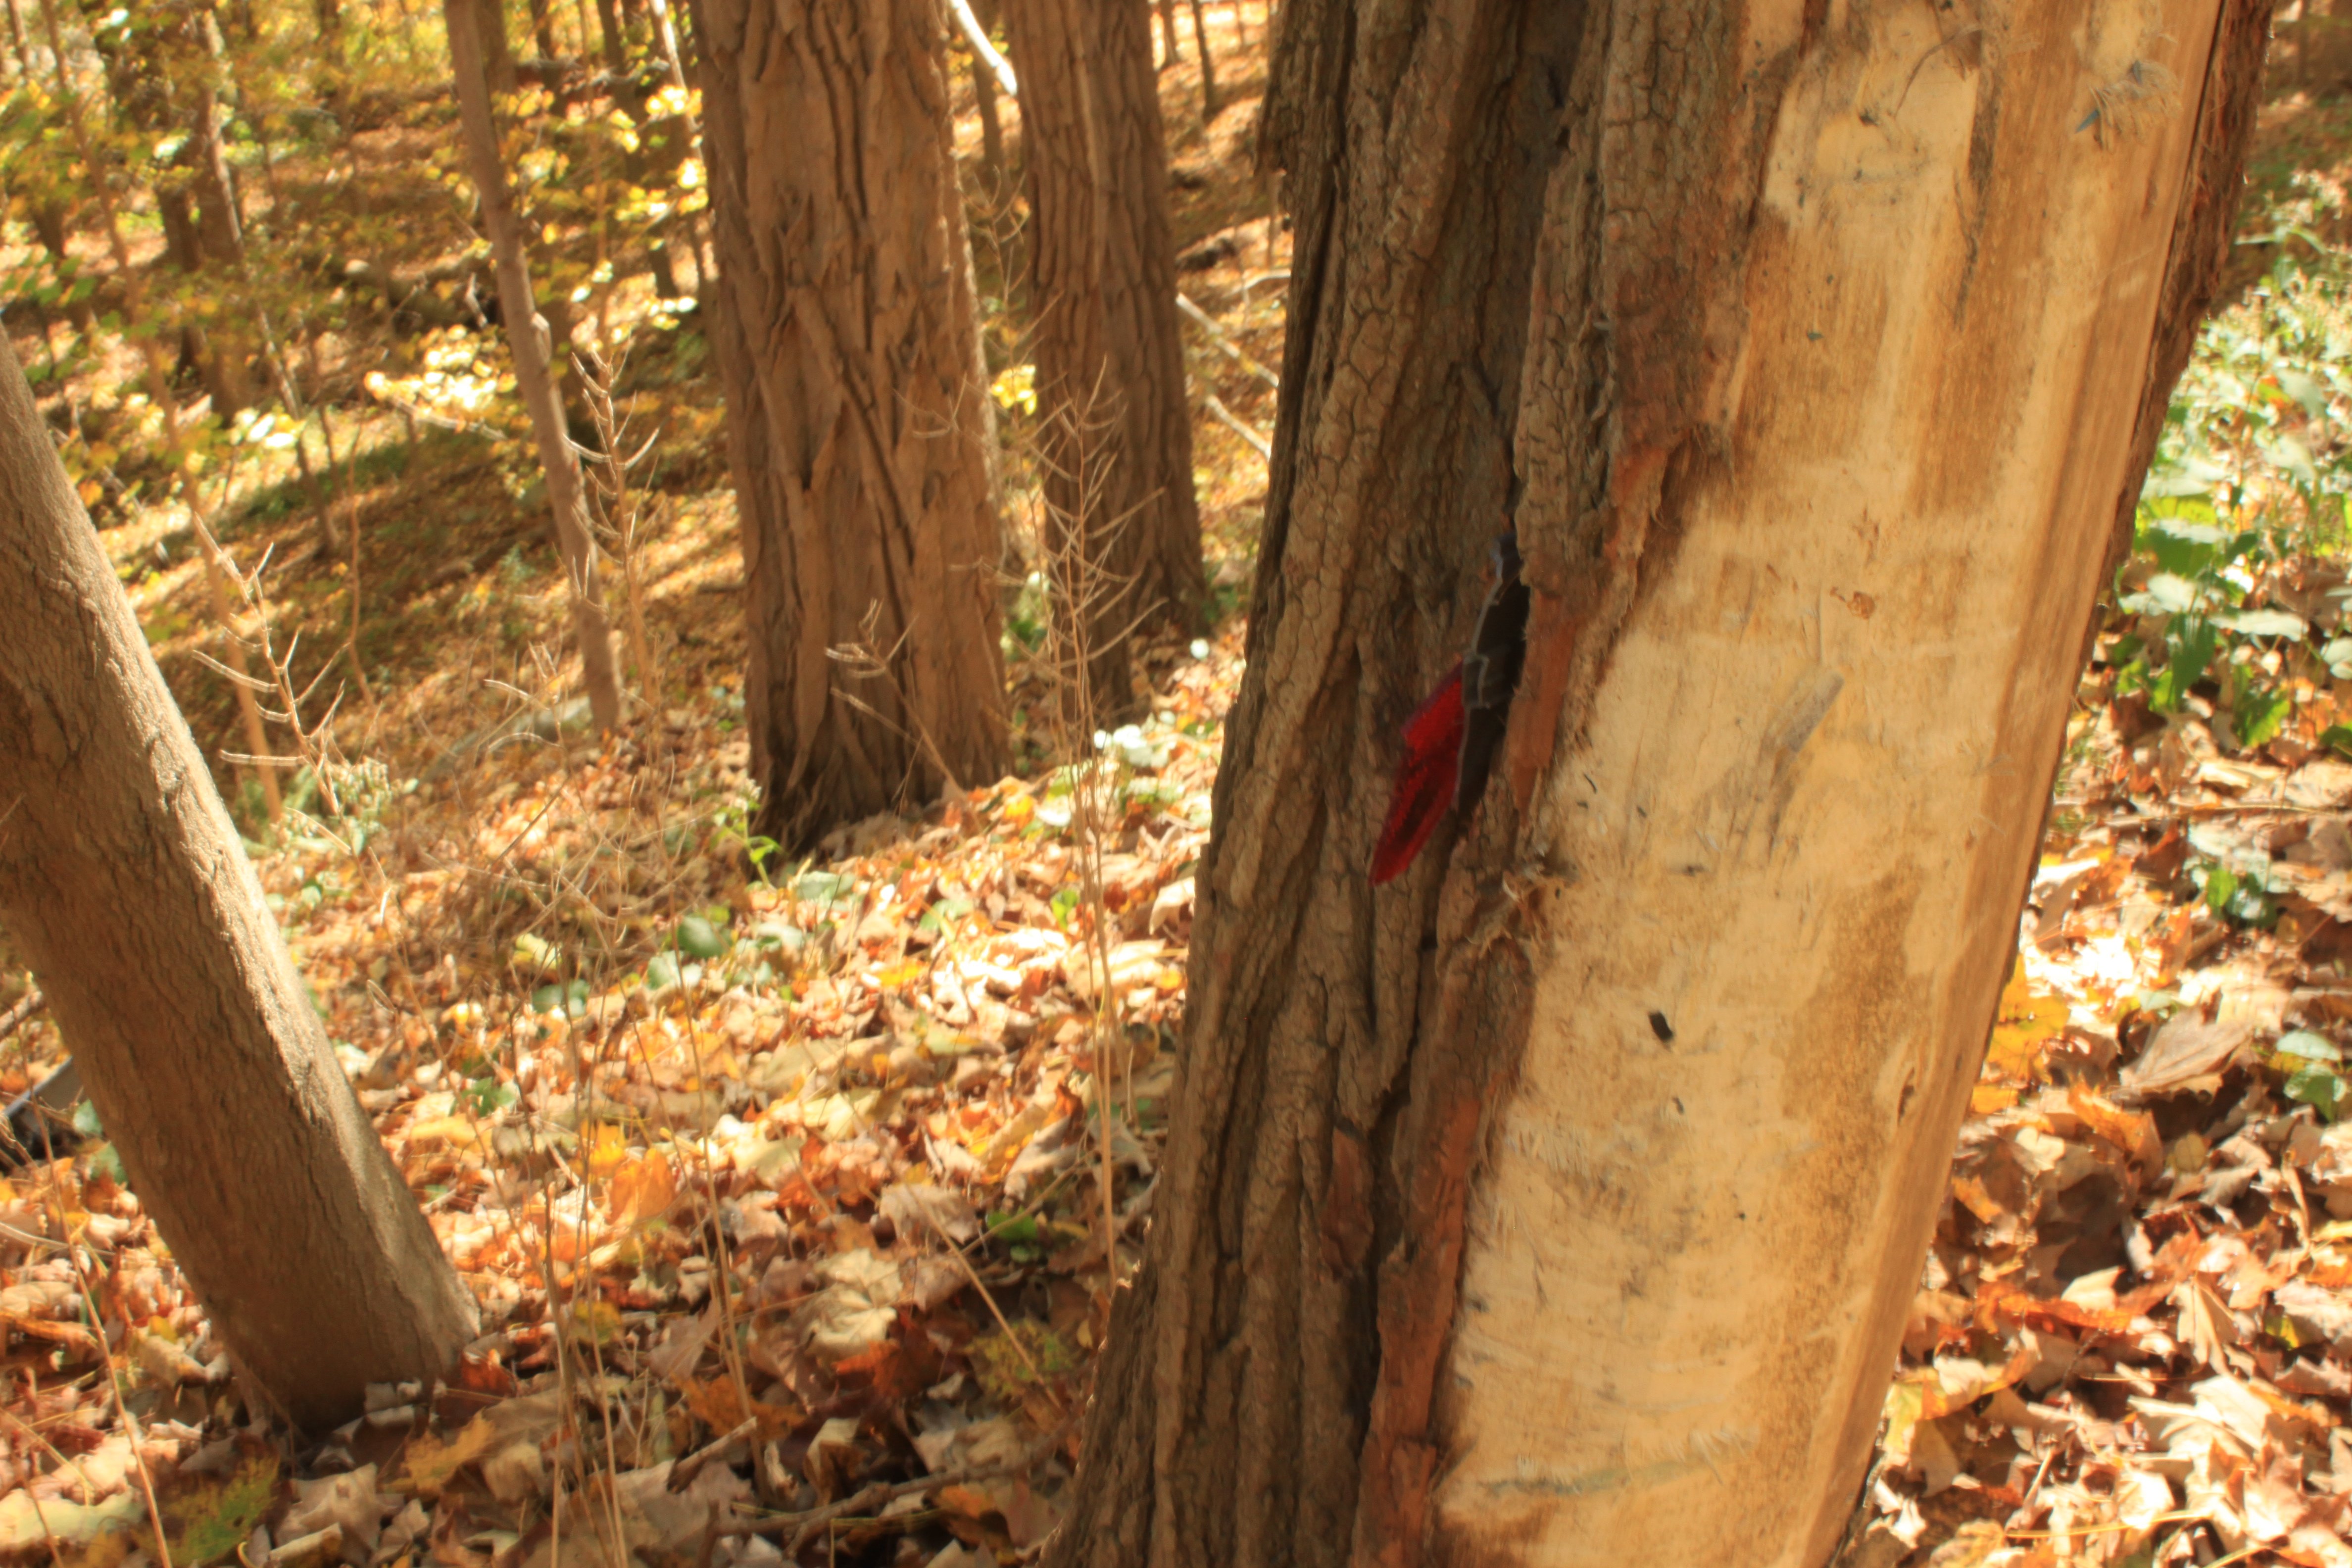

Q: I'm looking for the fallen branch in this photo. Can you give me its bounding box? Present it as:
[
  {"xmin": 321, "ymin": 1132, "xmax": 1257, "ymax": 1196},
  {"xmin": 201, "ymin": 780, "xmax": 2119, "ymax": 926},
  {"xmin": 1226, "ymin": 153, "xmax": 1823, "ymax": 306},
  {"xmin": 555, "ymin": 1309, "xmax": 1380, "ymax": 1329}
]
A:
[
  {"xmin": 945, "ymin": 0, "xmax": 1018, "ymax": 97},
  {"xmin": 1175, "ymin": 292, "xmax": 1279, "ymax": 390},
  {"xmin": 718, "ymin": 1426, "xmax": 1070, "ymax": 1551},
  {"xmin": 1203, "ymin": 392, "xmax": 1271, "ymax": 460},
  {"xmin": 0, "ymin": 986, "xmax": 43, "ymax": 1047}
]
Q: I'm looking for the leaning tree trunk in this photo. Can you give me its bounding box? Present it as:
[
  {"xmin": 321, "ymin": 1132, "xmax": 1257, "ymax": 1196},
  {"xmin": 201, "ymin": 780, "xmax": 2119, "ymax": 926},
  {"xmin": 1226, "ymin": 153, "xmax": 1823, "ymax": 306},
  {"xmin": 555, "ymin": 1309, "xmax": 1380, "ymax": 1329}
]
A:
[
  {"xmin": 0, "ymin": 332, "xmax": 480, "ymax": 1433},
  {"xmin": 1048, "ymin": 2, "xmax": 2272, "ymax": 1566},
  {"xmin": 1001, "ymin": 0, "xmax": 1202, "ymax": 715},
  {"xmin": 447, "ymin": 0, "xmax": 624, "ymax": 731},
  {"xmin": 691, "ymin": 0, "xmax": 1009, "ymax": 851}
]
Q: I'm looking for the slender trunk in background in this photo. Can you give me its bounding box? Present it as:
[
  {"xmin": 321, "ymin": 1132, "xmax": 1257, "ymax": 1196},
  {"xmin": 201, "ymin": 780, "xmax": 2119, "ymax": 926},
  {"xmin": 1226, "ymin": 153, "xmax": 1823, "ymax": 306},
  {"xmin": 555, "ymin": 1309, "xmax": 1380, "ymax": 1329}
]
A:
[
  {"xmin": 476, "ymin": 0, "xmax": 517, "ymax": 91},
  {"xmin": 38, "ymin": 0, "xmax": 280, "ymax": 823},
  {"xmin": 27, "ymin": 203, "xmax": 94, "ymax": 332},
  {"xmin": 1154, "ymin": 0, "xmax": 1176, "ymax": 64},
  {"xmin": 525, "ymin": 0, "xmax": 556, "ymax": 58},
  {"xmin": 1045, "ymin": 1, "xmax": 2273, "ymax": 1564},
  {"xmin": 592, "ymin": 0, "xmax": 623, "ymax": 72},
  {"xmin": 691, "ymin": 0, "xmax": 1009, "ymax": 851},
  {"xmin": 969, "ymin": 29, "xmax": 1005, "ymax": 182},
  {"xmin": 0, "ymin": 332, "xmax": 479, "ymax": 1433},
  {"xmin": 1187, "ymin": 0, "xmax": 1216, "ymax": 118},
  {"xmin": 1001, "ymin": 0, "xmax": 1202, "ymax": 713},
  {"xmin": 444, "ymin": 0, "xmax": 623, "ymax": 730}
]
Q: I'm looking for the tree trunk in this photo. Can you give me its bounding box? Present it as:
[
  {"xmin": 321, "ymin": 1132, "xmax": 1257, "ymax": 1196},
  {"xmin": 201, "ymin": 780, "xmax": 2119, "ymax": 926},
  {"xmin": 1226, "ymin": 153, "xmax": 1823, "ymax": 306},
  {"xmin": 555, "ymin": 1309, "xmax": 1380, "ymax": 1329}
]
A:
[
  {"xmin": 969, "ymin": 28, "xmax": 1006, "ymax": 182},
  {"xmin": 1187, "ymin": 0, "xmax": 1216, "ymax": 119},
  {"xmin": 1048, "ymin": 1, "xmax": 2273, "ymax": 1565},
  {"xmin": 592, "ymin": 0, "xmax": 623, "ymax": 72},
  {"xmin": 0, "ymin": 332, "xmax": 479, "ymax": 1433},
  {"xmin": 446, "ymin": 0, "xmax": 623, "ymax": 731},
  {"xmin": 524, "ymin": 0, "xmax": 556, "ymax": 58},
  {"xmin": 1002, "ymin": 0, "xmax": 1202, "ymax": 714},
  {"xmin": 475, "ymin": 0, "xmax": 517, "ymax": 92},
  {"xmin": 691, "ymin": 0, "xmax": 1010, "ymax": 851}
]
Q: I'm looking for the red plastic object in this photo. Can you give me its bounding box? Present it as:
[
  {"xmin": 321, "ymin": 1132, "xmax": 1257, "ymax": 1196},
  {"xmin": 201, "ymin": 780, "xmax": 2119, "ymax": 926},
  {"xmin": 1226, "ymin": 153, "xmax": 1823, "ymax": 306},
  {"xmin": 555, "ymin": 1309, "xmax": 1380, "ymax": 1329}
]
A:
[{"xmin": 1370, "ymin": 663, "xmax": 1466, "ymax": 884}]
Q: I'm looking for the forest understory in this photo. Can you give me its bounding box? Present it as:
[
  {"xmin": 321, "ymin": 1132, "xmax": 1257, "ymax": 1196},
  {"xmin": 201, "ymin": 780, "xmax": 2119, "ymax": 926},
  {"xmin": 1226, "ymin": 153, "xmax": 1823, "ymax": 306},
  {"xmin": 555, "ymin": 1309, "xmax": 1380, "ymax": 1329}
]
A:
[{"xmin": 10, "ymin": 6, "xmax": 2352, "ymax": 1568}]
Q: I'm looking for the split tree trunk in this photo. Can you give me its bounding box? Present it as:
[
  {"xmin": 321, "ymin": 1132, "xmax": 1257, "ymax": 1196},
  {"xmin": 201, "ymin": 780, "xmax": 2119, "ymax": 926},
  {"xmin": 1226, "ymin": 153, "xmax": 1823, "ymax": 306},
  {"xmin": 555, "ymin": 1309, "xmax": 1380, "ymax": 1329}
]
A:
[
  {"xmin": 446, "ymin": 0, "xmax": 623, "ymax": 732},
  {"xmin": 1001, "ymin": 0, "xmax": 1202, "ymax": 714},
  {"xmin": 1049, "ymin": 1, "xmax": 2272, "ymax": 1565},
  {"xmin": 691, "ymin": 0, "xmax": 1009, "ymax": 851},
  {"xmin": 0, "ymin": 332, "xmax": 480, "ymax": 1433}
]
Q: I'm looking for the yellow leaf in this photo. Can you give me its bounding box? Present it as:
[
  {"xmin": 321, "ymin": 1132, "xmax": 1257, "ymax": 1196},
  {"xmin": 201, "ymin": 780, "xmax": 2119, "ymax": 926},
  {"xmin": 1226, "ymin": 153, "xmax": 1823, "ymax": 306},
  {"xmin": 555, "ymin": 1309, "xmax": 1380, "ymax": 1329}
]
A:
[
  {"xmin": 876, "ymin": 959, "xmax": 924, "ymax": 989},
  {"xmin": 1969, "ymin": 1082, "xmax": 2020, "ymax": 1115},
  {"xmin": 608, "ymin": 1153, "xmax": 677, "ymax": 1227},
  {"xmin": 401, "ymin": 1412, "xmax": 498, "ymax": 1496},
  {"xmin": 583, "ymin": 1123, "xmax": 629, "ymax": 1177}
]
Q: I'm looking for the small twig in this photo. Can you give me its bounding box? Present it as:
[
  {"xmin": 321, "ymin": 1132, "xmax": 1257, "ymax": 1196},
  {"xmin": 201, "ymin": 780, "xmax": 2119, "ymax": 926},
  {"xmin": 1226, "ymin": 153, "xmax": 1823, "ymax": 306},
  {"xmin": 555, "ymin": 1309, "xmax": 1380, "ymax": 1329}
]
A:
[
  {"xmin": 1174, "ymin": 293, "xmax": 1278, "ymax": 390},
  {"xmin": 670, "ymin": 1416, "xmax": 758, "ymax": 1491},
  {"xmin": 0, "ymin": 988, "xmax": 45, "ymax": 1048},
  {"xmin": 944, "ymin": 0, "xmax": 1016, "ymax": 97},
  {"xmin": 1203, "ymin": 392, "xmax": 1271, "ymax": 460},
  {"xmin": 906, "ymin": 1191, "xmax": 1061, "ymax": 1408},
  {"xmin": 719, "ymin": 1425, "xmax": 1069, "ymax": 1546}
]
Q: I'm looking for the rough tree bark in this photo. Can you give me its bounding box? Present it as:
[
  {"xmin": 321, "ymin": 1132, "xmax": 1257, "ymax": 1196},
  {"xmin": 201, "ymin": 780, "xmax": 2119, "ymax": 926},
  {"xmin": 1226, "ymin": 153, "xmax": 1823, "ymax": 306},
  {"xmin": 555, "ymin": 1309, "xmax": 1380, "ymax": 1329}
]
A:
[
  {"xmin": 1047, "ymin": 1, "xmax": 2272, "ymax": 1565},
  {"xmin": 691, "ymin": 0, "xmax": 1009, "ymax": 851},
  {"xmin": 446, "ymin": 0, "xmax": 624, "ymax": 732},
  {"xmin": 0, "ymin": 332, "xmax": 480, "ymax": 1432},
  {"xmin": 1001, "ymin": 0, "xmax": 1202, "ymax": 714}
]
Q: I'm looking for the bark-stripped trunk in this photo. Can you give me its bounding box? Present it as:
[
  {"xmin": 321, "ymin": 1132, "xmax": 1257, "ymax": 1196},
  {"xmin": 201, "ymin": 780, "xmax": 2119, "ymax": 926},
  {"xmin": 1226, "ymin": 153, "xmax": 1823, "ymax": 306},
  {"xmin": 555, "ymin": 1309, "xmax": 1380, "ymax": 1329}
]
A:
[
  {"xmin": 0, "ymin": 333, "xmax": 480, "ymax": 1433},
  {"xmin": 446, "ymin": 0, "xmax": 623, "ymax": 732},
  {"xmin": 1048, "ymin": 1, "xmax": 2272, "ymax": 1565},
  {"xmin": 1002, "ymin": 0, "xmax": 1202, "ymax": 713},
  {"xmin": 691, "ymin": 0, "xmax": 1008, "ymax": 851}
]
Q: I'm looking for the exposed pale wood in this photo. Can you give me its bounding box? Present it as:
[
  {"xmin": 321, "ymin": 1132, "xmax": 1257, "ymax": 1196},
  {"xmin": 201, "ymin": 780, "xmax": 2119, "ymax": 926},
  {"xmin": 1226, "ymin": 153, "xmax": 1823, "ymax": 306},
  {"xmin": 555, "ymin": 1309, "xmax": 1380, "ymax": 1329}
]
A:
[{"xmin": 1046, "ymin": 1, "xmax": 2273, "ymax": 1565}]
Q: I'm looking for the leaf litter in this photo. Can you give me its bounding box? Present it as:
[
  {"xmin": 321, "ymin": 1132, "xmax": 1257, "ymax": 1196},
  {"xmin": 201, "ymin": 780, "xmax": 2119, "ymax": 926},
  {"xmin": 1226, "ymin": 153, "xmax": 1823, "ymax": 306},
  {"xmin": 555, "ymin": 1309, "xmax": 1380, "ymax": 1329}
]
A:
[{"xmin": 0, "ymin": 617, "xmax": 1241, "ymax": 1568}]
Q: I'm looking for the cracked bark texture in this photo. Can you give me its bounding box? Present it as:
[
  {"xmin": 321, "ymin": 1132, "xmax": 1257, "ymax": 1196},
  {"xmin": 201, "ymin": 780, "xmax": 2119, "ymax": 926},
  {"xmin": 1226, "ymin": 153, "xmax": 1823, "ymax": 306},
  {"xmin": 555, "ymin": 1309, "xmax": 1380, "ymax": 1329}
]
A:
[
  {"xmin": 1001, "ymin": 0, "xmax": 1202, "ymax": 713},
  {"xmin": 0, "ymin": 332, "xmax": 480, "ymax": 1434},
  {"xmin": 1045, "ymin": 1, "xmax": 2272, "ymax": 1565},
  {"xmin": 693, "ymin": 0, "xmax": 1008, "ymax": 851}
]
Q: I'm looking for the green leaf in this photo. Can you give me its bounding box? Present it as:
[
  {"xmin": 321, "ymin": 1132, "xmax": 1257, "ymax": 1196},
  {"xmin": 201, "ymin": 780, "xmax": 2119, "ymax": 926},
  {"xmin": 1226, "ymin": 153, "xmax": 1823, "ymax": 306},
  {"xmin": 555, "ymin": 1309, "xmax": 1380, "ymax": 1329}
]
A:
[
  {"xmin": 2276, "ymin": 367, "xmax": 2331, "ymax": 417},
  {"xmin": 983, "ymin": 1211, "xmax": 1040, "ymax": 1245},
  {"xmin": 2213, "ymin": 609, "xmax": 2308, "ymax": 639},
  {"xmin": 2279, "ymin": 1030, "xmax": 2342, "ymax": 1064},
  {"xmin": 645, "ymin": 952, "xmax": 683, "ymax": 991},
  {"xmin": 1050, "ymin": 887, "xmax": 1080, "ymax": 927},
  {"xmin": 2287, "ymin": 1063, "xmax": 2346, "ymax": 1121},
  {"xmin": 2204, "ymin": 863, "xmax": 2240, "ymax": 913},
  {"xmin": 2234, "ymin": 685, "xmax": 2293, "ymax": 749},
  {"xmin": 2122, "ymin": 572, "xmax": 2201, "ymax": 616},
  {"xmin": 2324, "ymin": 724, "xmax": 2352, "ymax": 759},
  {"xmin": 676, "ymin": 914, "xmax": 728, "ymax": 958},
  {"xmin": 794, "ymin": 872, "xmax": 858, "ymax": 907},
  {"xmin": 71, "ymin": 1100, "xmax": 102, "ymax": 1139}
]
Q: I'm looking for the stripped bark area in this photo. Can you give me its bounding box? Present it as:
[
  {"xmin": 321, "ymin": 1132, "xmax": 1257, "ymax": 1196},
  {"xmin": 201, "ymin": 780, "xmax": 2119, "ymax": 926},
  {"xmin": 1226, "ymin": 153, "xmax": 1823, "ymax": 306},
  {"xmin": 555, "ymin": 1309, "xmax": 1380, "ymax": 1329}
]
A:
[
  {"xmin": 0, "ymin": 333, "xmax": 479, "ymax": 1432},
  {"xmin": 692, "ymin": 0, "xmax": 1008, "ymax": 850},
  {"xmin": 1046, "ymin": 2, "xmax": 2275, "ymax": 1565},
  {"xmin": 1001, "ymin": 0, "xmax": 1202, "ymax": 712}
]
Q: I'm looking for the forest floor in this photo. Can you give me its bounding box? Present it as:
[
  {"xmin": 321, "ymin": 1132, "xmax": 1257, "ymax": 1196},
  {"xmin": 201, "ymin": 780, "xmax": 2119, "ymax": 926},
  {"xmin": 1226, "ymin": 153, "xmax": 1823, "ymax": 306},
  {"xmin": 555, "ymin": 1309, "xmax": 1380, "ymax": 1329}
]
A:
[{"xmin": 10, "ymin": 17, "xmax": 2352, "ymax": 1568}]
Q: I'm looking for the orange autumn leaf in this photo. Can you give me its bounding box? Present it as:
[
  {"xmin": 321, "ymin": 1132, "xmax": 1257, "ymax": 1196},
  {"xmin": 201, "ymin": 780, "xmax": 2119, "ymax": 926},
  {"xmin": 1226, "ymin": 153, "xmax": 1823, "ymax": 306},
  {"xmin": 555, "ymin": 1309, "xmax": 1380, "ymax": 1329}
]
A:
[{"xmin": 608, "ymin": 1153, "xmax": 677, "ymax": 1227}]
